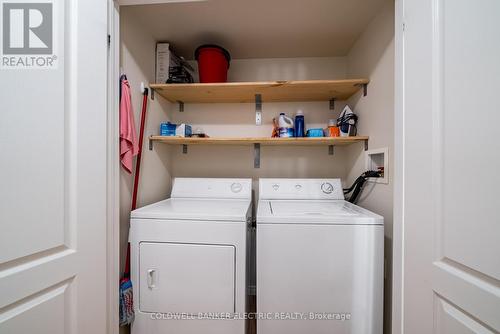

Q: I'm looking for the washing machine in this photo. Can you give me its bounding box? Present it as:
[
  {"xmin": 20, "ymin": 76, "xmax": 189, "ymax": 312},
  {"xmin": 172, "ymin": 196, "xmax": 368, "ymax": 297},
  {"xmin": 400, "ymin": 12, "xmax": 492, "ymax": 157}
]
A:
[
  {"xmin": 130, "ymin": 178, "xmax": 252, "ymax": 334},
  {"xmin": 257, "ymin": 178, "xmax": 384, "ymax": 334}
]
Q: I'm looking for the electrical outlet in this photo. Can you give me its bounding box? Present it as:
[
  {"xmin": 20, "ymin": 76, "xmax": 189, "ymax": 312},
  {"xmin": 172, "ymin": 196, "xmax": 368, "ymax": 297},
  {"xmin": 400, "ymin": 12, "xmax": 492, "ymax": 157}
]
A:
[{"xmin": 255, "ymin": 111, "xmax": 262, "ymax": 125}]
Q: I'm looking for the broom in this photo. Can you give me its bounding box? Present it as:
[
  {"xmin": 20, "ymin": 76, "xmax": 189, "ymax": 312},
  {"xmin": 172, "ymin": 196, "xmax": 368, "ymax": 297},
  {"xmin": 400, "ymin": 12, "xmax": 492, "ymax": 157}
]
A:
[{"xmin": 119, "ymin": 85, "xmax": 149, "ymax": 326}]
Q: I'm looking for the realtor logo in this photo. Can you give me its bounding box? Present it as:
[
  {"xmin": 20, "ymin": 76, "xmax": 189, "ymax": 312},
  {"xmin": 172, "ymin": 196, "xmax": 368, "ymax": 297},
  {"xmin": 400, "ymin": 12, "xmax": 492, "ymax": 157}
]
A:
[{"xmin": 1, "ymin": 0, "xmax": 57, "ymax": 69}]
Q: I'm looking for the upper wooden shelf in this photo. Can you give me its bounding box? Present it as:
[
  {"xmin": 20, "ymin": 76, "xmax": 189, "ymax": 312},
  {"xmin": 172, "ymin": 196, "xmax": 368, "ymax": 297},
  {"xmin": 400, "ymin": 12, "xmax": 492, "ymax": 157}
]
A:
[{"xmin": 149, "ymin": 79, "xmax": 369, "ymax": 103}]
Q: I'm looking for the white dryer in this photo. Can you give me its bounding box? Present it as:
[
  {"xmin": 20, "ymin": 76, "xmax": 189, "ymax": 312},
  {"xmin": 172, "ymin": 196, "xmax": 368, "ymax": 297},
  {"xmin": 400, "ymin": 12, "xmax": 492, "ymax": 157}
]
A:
[
  {"xmin": 257, "ymin": 178, "xmax": 384, "ymax": 334},
  {"xmin": 130, "ymin": 178, "xmax": 252, "ymax": 334}
]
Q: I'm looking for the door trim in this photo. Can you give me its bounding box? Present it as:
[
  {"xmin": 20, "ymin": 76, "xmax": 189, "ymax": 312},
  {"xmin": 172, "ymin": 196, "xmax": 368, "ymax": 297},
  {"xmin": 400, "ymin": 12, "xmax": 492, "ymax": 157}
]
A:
[
  {"xmin": 392, "ymin": 0, "xmax": 405, "ymax": 333},
  {"xmin": 107, "ymin": 1, "xmax": 120, "ymax": 334}
]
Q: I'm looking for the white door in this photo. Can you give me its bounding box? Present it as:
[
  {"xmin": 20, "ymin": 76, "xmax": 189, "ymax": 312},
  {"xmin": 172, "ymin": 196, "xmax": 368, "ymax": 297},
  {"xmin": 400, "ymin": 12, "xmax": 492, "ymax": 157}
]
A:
[
  {"xmin": 0, "ymin": 0, "xmax": 108, "ymax": 333},
  {"xmin": 395, "ymin": 0, "xmax": 500, "ymax": 333}
]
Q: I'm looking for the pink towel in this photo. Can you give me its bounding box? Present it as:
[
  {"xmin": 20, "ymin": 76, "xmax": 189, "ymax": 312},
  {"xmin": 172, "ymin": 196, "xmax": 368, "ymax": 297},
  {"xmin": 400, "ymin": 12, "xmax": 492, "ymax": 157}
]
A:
[{"xmin": 120, "ymin": 77, "xmax": 139, "ymax": 174}]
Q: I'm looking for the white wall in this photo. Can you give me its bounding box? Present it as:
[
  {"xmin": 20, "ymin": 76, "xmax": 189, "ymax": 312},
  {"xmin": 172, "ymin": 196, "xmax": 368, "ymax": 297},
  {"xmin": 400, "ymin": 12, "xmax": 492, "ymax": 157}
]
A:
[
  {"xmin": 187, "ymin": 57, "xmax": 346, "ymax": 82},
  {"xmin": 345, "ymin": 2, "xmax": 395, "ymax": 333}
]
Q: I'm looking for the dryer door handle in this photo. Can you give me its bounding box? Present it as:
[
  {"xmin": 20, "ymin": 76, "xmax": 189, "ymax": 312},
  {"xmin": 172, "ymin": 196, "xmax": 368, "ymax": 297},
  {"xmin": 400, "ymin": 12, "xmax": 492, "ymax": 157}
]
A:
[{"xmin": 147, "ymin": 269, "xmax": 157, "ymax": 289}]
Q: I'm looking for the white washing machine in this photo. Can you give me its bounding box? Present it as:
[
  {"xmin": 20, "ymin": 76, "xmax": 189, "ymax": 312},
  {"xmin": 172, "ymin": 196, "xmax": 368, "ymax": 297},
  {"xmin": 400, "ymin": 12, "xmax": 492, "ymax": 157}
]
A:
[
  {"xmin": 130, "ymin": 178, "xmax": 252, "ymax": 334},
  {"xmin": 257, "ymin": 178, "xmax": 384, "ymax": 334}
]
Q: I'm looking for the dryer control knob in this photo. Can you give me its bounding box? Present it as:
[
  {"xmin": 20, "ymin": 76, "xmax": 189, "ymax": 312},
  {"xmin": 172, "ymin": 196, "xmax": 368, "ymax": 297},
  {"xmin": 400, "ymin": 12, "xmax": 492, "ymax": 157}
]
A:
[
  {"xmin": 231, "ymin": 182, "xmax": 243, "ymax": 193},
  {"xmin": 321, "ymin": 182, "xmax": 334, "ymax": 194}
]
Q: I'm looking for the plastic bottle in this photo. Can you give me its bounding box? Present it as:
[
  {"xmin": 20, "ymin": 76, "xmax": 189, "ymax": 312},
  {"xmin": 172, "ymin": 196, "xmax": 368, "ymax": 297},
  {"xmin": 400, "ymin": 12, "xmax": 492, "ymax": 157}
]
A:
[
  {"xmin": 278, "ymin": 113, "xmax": 294, "ymax": 138},
  {"xmin": 327, "ymin": 119, "xmax": 340, "ymax": 137},
  {"xmin": 294, "ymin": 110, "xmax": 305, "ymax": 137}
]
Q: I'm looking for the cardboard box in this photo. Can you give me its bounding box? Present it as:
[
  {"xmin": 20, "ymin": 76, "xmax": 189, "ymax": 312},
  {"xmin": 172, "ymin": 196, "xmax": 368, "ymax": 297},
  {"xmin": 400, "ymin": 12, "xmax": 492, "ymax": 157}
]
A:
[
  {"xmin": 155, "ymin": 42, "xmax": 181, "ymax": 84},
  {"xmin": 175, "ymin": 124, "xmax": 192, "ymax": 137},
  {"xmin": 159, "ymin": 122, "xmax": 192, "ymax": 137}
]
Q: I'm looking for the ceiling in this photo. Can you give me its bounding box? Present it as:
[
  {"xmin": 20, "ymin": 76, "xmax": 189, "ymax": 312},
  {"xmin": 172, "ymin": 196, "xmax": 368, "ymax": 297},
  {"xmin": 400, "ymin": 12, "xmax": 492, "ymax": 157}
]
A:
[{"xmin": 121, "ymin": 0, "xmax": 391, "ymax": 60}]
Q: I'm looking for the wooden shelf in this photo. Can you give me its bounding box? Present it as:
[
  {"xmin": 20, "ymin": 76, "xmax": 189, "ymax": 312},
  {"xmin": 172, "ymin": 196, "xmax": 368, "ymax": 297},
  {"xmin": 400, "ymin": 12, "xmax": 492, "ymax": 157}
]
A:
[
  {"xmin": 149, "ymin": 136, "xmax": 369, "ymax": 146},
  {"xmin": 149, "ymin": 135, "xmax": 369, "ymax": 168},
  {"xmin": 149, "ymin": 79, "xmax": 369, "ymax": 103}
]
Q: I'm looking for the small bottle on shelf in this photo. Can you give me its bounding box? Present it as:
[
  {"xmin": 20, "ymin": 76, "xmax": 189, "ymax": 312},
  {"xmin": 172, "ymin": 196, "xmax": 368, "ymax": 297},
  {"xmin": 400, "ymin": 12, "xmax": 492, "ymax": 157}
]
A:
[
  {"xmin": 294, "ymin": 110, "xmax": 305, "ymax": 137},
  {"xmin": 327, "ymin": 119, "xmax": 340, "ymax": 137}
]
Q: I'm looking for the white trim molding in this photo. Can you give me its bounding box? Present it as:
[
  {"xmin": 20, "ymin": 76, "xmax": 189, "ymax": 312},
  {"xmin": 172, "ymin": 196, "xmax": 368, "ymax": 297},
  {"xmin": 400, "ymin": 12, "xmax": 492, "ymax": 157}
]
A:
[
  {"xmin": 392, "ymin": 0, "xmax": 405, "ymax": 333},
  {"xmin": 107, "ymin": 1, "xmax": 120, "ymax": 334}
]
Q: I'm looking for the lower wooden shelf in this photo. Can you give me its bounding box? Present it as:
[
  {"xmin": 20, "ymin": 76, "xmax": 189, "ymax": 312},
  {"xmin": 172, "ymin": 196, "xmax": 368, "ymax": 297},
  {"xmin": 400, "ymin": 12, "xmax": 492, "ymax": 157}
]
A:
[
  {"xmin": 149, "ymin": 135, "xmax": 369, "ymax": 147},
  {"xmin": 149, "ymin": 135, "xmax": 368, "ymax": 168}
]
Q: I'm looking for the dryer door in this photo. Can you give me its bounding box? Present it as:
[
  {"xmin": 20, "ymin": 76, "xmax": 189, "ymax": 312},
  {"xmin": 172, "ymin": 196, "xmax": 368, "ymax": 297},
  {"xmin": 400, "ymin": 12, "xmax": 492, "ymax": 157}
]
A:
[{"xmin": 139, "ymin": 242, "xmax": 235, "ymax": 315}]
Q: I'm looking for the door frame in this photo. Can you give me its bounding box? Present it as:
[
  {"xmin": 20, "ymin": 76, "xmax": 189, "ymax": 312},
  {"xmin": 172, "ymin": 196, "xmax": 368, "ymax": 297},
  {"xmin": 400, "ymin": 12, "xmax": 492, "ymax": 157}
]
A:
[
  {"xmin": 105, "ymin": 1, "xmax": 409, "ymax": 333},
  {"xmin": 107, "ymin": 1, "xmax": 121, "ymax": 334},
  {"xmin": 392, "ymin": 0, "xmax": 404, "ymax": 333}
]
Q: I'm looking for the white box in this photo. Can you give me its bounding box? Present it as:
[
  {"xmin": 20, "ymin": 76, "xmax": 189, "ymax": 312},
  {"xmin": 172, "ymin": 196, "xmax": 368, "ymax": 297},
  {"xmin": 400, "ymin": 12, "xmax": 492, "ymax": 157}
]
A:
[
  {"xmin": 175, "ymin": 124, "xmax": 192, "ymax": 137},
  {"xmin": 365, "ymin": 147, "xmax": 389, "ymax": 184},
  {"xmin": 155, "ymin": 42, "xmax": 181, "ymax": 84}
]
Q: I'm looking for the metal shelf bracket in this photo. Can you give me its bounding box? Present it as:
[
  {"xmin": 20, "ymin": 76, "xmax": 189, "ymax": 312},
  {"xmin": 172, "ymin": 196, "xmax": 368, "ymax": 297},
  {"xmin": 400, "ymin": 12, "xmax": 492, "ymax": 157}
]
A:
[
  {"xmin": 178, "ymin": 101, "xmax": 184, "ymax": 112},
  {"xmin": 182, "ymin": 144, "xmax": 188, "ymax": 154},
  {"xmin": 150, "ymin": 88, "xmax": 155, "ymax": 100},
  {"xmin": 149, "ymin": 137, "xmax": 153, "ymax": 151},
  {"xmin": 329, "ymin": 98, "xmax": 336, "ymax": 110},
  {"xmin": 255, "ymin": 94, "xmax": 262, "ymax": 125},
  {"xmin": 364, "ymin": 139, "xmax": 369, "ymax": 151},
  {"xmin": 328, "ymin": 145, "xmax": 334, "ymax": 155},
  {"xmin": 354, "ymin": 83, "xmax": 368, "ymax": 97},
  {"xmin": 254, "ymin": 143, "xmax": 261, "ymax": 168}
]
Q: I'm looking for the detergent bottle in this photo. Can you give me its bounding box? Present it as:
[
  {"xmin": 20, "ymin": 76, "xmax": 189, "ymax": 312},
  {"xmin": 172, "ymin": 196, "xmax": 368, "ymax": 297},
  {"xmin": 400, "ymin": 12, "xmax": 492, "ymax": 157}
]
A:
[{"xmin": 278, "ymin": 113, "xmax": 294, "ymax": 138}]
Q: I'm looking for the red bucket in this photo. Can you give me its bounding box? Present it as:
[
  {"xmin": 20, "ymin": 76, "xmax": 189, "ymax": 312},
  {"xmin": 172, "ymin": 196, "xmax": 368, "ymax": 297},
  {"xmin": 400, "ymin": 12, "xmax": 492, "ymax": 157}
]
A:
[{"xmin": 195, "ymin": 45, "xmax": 231, "ymax": 83}]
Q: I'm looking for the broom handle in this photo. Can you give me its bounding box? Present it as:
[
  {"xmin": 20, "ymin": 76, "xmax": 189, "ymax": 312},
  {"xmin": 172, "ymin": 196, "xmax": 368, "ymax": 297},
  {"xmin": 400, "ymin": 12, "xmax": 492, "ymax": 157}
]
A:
[
  {"xmin": 132, "ymin": 88, "xmax": 149, "ymax": 211},
  {"xmin": 124, "ymin": 88, "xmax": 149, "ymax": 278}
]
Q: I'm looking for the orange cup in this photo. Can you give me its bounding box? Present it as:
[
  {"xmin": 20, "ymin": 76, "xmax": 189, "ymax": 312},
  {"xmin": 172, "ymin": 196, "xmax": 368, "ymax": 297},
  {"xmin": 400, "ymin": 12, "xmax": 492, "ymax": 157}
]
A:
[{"xmin": 328, "ymin": 126, "xmax": 340, "ymax": 137}]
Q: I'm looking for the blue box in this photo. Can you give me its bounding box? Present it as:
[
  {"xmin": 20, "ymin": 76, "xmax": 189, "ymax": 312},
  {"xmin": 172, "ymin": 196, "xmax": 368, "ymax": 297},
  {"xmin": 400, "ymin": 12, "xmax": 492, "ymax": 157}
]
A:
[
  {"xmin": 306, "ymin": 128, "xmax": 325, "ymax": 137},
  {"xmin": 160, "ymin": 122, "xmax": 176, "ymax": 136}
]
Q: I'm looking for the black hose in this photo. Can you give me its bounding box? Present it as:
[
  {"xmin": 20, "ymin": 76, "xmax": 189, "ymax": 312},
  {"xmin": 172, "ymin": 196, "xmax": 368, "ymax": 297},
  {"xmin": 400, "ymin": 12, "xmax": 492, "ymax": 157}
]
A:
[
  {"xmin": 344, "ymin": 170, "xmax": 383, "ymax": 203},
  {"xmin": 343, "ymin": 176, "xmax": 363, "ymax": 194}
]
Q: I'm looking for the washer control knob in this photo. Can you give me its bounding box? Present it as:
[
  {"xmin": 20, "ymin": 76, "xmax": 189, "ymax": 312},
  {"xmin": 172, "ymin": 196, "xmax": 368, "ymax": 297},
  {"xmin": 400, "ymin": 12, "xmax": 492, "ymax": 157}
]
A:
[
  {"xmin": 321, "ymin": 182, "xmax": 334, "ymax": 194},
  {"xmin": 272, "ymin": 184, "xmax": 280, "ymax": 191},
  {"xmin": 295, "ymin": 184, "xmax": 302, "ymax": 190},
  {"xmin": 231, "ymin": 182, "xmax": 243, "ymax": 193}
]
